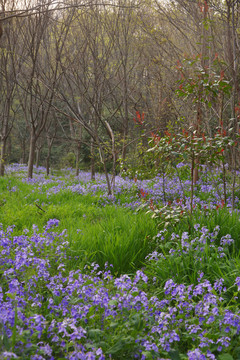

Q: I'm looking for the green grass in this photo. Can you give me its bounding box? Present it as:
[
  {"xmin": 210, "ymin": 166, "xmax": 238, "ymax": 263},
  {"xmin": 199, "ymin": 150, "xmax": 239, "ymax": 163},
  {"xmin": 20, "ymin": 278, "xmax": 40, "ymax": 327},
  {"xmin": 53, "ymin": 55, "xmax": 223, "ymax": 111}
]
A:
[
  {"xmin": 0, "ymin": 176, "xmax": 157, "ymax": 274},
  {"xmin": 2, "ymin": 171, "xmax": 240, "ymax": 280},
  {"xmin": 68, "ymin": 206, "xmax": 156, "ymax": 274}
]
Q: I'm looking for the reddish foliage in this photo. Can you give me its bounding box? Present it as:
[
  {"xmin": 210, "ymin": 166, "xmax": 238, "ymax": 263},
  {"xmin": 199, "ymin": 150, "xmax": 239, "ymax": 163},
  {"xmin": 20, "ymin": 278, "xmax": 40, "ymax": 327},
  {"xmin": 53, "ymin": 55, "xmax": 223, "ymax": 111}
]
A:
[
  {"xmin": 204, "ymin": 0, "xmax": 209, "ymax": 12},
  {"xmin": 149, "ymin": 199, "xmax": 155, "ymax": 210},
  {"xmin": 140, "ymin": 189, "xmax": 148, "ymax": 198},
  {"xmin": 198, "ymin": 0, "xmax": 208, "ymax": 13},
  {"xmin": 151, "ymin": 132, "xmax": 161, "ymax": 144},
  {"xmin": 134, "ymin": 111, "xmax": 144, "ymax": 125},
  {"xmin": 176, "ymin": 60, "xmax": 182, "ymax": 70}
]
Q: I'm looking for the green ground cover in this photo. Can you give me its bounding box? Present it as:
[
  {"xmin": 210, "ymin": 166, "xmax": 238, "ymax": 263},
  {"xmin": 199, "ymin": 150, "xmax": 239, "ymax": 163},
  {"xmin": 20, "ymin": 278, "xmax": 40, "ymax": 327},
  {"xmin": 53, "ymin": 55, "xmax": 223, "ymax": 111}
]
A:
[{"xmin": 1, "ymin": 165, "xmax": 240, "ymax": 359}]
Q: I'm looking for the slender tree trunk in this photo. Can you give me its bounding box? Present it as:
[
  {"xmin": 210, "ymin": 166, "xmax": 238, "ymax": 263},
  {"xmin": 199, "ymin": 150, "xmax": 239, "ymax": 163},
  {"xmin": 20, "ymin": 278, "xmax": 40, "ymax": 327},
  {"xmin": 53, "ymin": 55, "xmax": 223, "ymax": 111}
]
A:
[
  {"xmin": 75, "ymin": 142, "xmax": 81, "ymax": 176},
  {"xmin": 21, "ymin": 140, "xmax": 26, "ymax": 164},
  {"xmin": 46, "ymin": 145, "xmax": 51, "ymax": 176},
  {"xmin": 46, "ymin": 155, "xmax": 50, "ymax": 176},
  {"xmin": 35, "ymin": 148, "xmax": 40, "ymax": 168},
  {"xmin": 99, "ymin": 145, "xmax": 112, "ymax": 195},
  {"xmin": 0, "ymin": 138, "xmax": 7, "ymax": 176},
  {"xmin": 7, "ymin": 137, "xmax": 11, "ymax": 161},
  {"xmin": 122, "ymin": 65, "xmax": 129, "ymax": 161},
  {"xmin": 105, "ymin": 121, "xmax": 116, "ymax": 191},
  {"xmin": 90, "ymin": 138, "xmax": 95, "ymax": 180},
  {"xmin": 193, "ymin": 97, "xmax": 202, "ymax": 184},
  {"xmin": 0, "ymin": 101, "xmax": 10, "ymax": 176},
  {"xmin": 46, "ymin": 137, "xmax": 54, "ymax": 176},
  {"xmin": 222, "ymin": 160, "xmax": 227, "ymax": 205},
  {"xmin": 193, "ymin": 0, "xmax": 209, "ymax": 184},
  {"xmin": 230, "ymin": 1, "xmax": 238, "ymax": 209},
  {"xmin": 28, "ymin": 134, "xmax": 36, "ymax": 178}
]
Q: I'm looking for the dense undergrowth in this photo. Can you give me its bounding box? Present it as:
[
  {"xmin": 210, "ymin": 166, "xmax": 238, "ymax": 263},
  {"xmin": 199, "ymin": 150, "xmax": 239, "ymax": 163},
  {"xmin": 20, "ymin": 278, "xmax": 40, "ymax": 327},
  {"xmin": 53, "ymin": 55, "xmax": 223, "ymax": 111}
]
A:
[{"xmin": 1, "ymin": 164, "xmax": 240, "ymax": 359}]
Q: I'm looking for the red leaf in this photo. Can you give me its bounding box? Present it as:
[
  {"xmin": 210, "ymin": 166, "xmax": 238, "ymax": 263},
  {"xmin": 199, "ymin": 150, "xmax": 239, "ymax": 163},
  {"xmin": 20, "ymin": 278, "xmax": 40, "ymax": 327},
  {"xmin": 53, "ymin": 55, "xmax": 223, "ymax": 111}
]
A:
[{"xmin": 204, "ymin": 0, "xmax": 208, "ymax": 12}]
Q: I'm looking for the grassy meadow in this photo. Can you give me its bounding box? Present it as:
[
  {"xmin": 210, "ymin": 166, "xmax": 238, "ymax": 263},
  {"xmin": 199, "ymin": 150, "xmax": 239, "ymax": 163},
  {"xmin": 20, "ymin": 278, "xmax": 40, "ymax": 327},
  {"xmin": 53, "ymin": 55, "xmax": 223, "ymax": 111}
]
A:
[{"xmin": 1, "ymin": 164, "xmax": 240, "ymax": 359}]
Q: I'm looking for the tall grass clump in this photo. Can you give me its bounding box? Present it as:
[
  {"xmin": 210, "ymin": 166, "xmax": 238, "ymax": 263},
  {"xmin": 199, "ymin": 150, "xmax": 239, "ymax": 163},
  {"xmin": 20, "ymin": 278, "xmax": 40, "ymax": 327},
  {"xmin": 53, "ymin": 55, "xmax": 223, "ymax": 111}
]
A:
[
  {"xmin": 68, "ymin": 206, "xmax": 157, "ymax": 274},
  {"xmin": 0, "ymin": 175, "xmax": 157, "ymax": 273}
]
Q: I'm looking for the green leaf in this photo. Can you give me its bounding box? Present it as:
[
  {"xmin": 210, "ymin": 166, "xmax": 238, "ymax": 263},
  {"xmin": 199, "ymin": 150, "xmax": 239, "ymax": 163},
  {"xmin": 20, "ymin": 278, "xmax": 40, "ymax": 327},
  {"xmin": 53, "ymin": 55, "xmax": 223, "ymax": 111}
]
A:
[
  {"xmin": 87, "ymin": 306, "xmax": 95, "ymax": 317},
  {"xmin": 108, "ymin": 299, "xmax": 118, "ymax": 307},
  {"xmin": 109, "ymin": 321, "xmax": 118, "ymax": 329},
  {"xmin": 6, "ymin": 292, "xmax": 16, "ymax": 300},
  {"xmin": 106, "ymin": 340, "xmax": 124, "ymax": 354},
  {"xmin": 168, "ymin": 350, "xmax": 181, "ymax": 360},
  {"xmin": 3, "ymin": 327, "xmax": 11, "ymax": 351},
  {"xmin": 234, "ymin": 347, "xmax": 240, "ymax": 359},
  {"xmin": 218, "ymin": 354, "xmax": 234, "ymax": 360},
  {"xmin": 88, "ymin": 328, "xmax": 102, "ymax": 340},
  {"xmin": 12, "ymin": 305, "xmax": 18, "ymax": 350}
]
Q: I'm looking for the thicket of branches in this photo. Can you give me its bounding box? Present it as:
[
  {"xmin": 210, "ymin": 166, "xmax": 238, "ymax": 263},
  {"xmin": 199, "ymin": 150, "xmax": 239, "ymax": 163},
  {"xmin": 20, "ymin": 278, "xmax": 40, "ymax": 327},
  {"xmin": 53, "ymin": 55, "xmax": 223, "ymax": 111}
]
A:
[{"xmin": 0, "ymin": 0, "xmax": 240, "ymax": 192}]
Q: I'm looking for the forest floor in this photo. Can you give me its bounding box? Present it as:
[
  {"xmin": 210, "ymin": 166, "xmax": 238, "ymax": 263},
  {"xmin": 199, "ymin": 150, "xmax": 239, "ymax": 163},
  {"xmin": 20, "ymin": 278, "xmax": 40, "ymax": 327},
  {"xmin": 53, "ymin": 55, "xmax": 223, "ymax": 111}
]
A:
[{"xmin": 0, "ymin": 164, "xmax": 240, "ymax": 360}]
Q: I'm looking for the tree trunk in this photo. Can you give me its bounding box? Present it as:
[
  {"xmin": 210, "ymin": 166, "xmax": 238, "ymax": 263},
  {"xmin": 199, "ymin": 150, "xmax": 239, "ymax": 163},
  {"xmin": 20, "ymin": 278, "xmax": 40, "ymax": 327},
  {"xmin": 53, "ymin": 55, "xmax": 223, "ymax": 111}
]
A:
[
  {"xmin": 21, "ymin": 139, "xmax": 26, "ymax": 164},
  {"xmin": 7, "ymin": 137, "xmax": 11, "ymax": 161},
  {"xmin": 75, "ymin": 141, "xmax": 81, "ymax": 176},
  {"xmin": 105, "ymin": 121, "xmax": 116, "ymax": 191},
  {"xmin": 27, "ymin": 135, "xmax": 36, "ymax": 178},
  {"xmin": 100, "ymin": 145, "xmax": 112, "ymax": 195},
  {"xmin": 122, "ymin": 66, "xmax": 129, "ymax": 161},
  {"xmin": 46, "ymin": 139, "xmax": 53, "ymax": 176},
  {"xmin": 193, "ymin": 0, "xmax": 209, "ymax": 185},
  {"xmin": 193, "ymin": 165, "xmax": 199, "ymax": 184},
  {"xmin": 46, "ymin": 154, "xmax": 50, "ymax": 176},
  {"xmin": 90, "ymin": 138, "xmax": 95, "ymax": 180},
  {"xmin": 0, "ymin": 137, "xmax": 7, "ymax": 176},
  {"xmin": 35, "ymin": 148, "xmax": 40, "ymax": 168}
]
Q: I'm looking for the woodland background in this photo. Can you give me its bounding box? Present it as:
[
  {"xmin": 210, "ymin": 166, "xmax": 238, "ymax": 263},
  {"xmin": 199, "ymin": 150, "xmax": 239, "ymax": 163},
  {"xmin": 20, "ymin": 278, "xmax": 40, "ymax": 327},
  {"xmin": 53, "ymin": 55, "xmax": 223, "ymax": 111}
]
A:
[{"xmin": 0, "ymin": 0, "xmax": 239, "ymax": 179}]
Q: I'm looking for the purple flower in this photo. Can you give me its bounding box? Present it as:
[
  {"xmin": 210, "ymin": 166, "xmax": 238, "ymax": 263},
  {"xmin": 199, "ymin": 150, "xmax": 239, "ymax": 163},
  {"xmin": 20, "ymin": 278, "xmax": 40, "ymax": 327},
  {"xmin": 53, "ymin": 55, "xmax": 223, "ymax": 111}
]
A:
[
  {"xmin": 44, "ymin": 219, "xmax": 60, "ymax": 230},
  {"xmin": 235, "ymin": 277, "xmax": 240, "ymax": 291},
  {"xmin": 134, "ymin": 270, "xmax": 148, "ymax": 284},
  {"xmin": 1, "ymin": 352, "xmax": 18, "ymax": 359},
  {"xmin": 187, "ymin": 348, "xmax": 206, "ymax": 360}
]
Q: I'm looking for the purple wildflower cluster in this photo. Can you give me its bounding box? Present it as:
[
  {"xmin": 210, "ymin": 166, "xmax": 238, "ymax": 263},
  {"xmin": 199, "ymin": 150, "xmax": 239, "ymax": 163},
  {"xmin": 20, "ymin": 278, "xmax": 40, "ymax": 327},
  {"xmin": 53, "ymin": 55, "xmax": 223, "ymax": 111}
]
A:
[
  {"xmin": 5, "ymin": 163, "xmax": 240, "ymax": 213},
  {"xmin": 1, "ymin": 220, "xmax": 240, "ymax": 359},
  {"xmin": 147, "ymin": 225, "xmax": 234, "ymax": 264}
]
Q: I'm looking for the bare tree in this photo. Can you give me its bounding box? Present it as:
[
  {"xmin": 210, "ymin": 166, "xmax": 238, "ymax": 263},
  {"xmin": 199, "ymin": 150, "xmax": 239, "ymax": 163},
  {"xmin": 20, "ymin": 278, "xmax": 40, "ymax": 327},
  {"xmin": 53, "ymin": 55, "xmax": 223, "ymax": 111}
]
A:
[
  {"xmin": 55, "ymin": 2, "xmax": 122, "ymax": 193},
  {"xmin": 15, "ymin": 0, "xmax": 71, "ymax": 178},
  {"xmin": 0, "ymin": 0, "xmax": 23, "ymax": 175}
]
